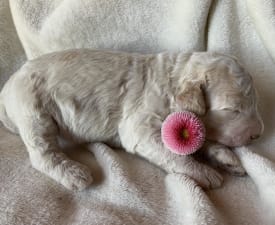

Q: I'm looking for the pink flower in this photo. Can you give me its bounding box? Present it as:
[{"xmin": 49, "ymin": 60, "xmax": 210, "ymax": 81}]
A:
[{"xmin": 161, "ymin": 111, "xmax": 205, "ymax": 155}]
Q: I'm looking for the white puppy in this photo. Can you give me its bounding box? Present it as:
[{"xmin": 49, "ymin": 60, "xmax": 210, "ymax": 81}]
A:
[{"xmin": 0, "ymin": 50, "xmax": 263, "ymax": 190}]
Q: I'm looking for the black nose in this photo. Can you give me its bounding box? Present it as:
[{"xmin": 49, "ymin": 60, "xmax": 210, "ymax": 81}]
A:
[{"xmin": 250, "ymin": 134, "xmax": 260, "ymax": 140}]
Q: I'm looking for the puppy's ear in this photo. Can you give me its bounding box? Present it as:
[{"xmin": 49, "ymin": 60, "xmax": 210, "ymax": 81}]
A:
[{"xmin": 176, "ymin": 81, "xmax": 206, "ymax": 116}]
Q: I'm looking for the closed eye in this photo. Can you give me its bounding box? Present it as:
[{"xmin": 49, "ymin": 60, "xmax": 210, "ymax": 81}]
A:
[{"xmin": 222, "ymin": 108, "xmax": 241, "ymax": 113}]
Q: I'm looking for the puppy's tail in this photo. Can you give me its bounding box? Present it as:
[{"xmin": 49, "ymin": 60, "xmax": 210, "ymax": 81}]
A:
[{"xmin": 0, "ymin": 95, "xmax": 18, "ymax": 133}]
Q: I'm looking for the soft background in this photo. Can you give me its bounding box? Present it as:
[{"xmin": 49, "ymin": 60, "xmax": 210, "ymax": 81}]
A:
[{"xmin": 1, "ymin": 0, "xmax": 275, "ymax": 224}]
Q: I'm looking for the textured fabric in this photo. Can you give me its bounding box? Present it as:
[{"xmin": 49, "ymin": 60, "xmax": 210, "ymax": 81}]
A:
[
  {"xmin": 1, "ymin": 0, "xmax": 275, "ymax": 224},
  {"xmin": 0, "ymin": 0, "xmax": 25, "ymax": 89}
]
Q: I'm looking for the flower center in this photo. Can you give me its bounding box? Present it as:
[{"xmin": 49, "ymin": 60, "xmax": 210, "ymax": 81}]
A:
[{"xmin": 181, "ymin": 128, "xmax": 189, "ymax": 140}]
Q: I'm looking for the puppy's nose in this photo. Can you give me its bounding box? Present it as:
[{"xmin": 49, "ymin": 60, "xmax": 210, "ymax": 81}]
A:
[{"xmin": 250, "ymin": 134, "xmax": 260, "ymax": 140}]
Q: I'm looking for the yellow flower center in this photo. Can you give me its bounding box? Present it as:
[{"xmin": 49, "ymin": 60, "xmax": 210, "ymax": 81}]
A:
[{"xmin": 182, "ymin": 128, "xmax": 189, "ymax": 139}]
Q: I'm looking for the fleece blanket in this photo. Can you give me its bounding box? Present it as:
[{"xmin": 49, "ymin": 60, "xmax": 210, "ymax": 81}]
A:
[{"xmin": 1, "ymin": 0, "xmax": 275, "ymax": 224}]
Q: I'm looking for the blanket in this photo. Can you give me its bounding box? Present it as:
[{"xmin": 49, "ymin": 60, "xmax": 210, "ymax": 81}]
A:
[{"xmin": 1, "ymin": 0, "xmax": 275, "ymax": 224}]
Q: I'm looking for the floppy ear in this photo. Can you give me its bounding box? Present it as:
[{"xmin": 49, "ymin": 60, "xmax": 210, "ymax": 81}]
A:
[{"xmin": 176, "ymin": 81, "xmax": 206, "ymax": 116}]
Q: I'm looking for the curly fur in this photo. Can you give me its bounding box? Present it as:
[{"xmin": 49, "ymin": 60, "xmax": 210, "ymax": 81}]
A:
[{"xmin": 0, "ymin": 49, "xmax": 264, "ymax": 190}]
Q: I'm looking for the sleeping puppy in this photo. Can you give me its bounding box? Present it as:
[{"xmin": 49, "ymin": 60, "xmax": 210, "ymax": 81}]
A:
[{"xmin": 0, "ymin": 50, "xmax": 264, "ymax": 190}]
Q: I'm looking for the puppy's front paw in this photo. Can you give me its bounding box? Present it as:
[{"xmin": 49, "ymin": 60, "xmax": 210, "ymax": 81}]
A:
[
  {"xmin": 205, "ymin": 144, "xmax": 246, "ymax": 176},
  {"xmin": 216, "ymin": 156, "xmax": 246, "ymax": 177},
  {"xmin": 185, "ymin": 165, "xmax": 223, "ymax": 189},
  {"xmin": 167, "ymin": 156, "xmax": 223, "ymax": 189},
  {"xmin": 60, "ymin": 161, "xmax": 93, "ymax": 191}
]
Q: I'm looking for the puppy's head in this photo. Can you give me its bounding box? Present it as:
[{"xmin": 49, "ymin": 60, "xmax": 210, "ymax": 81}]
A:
[{"xmin": 175, "ymin": 52, "xmax": 264, "ymax": 147}]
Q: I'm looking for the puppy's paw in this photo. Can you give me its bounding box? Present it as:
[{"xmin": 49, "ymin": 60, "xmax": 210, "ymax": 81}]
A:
[
  {"xmin": 60, "ymin": 161, "xmax": 93, "ymax": 191},
  {"xmin": 205, "ymin": 144, "xmax": 246, "ymax": 176},
  {"xmin": 186, "ymin": 165, "xmax": 223, "ymax": 189},
  {"xmin": 167, "ymin": 155, "xmax": 223, "ymax": 189},
  {"xmin": 216, "ymin": 155, "xmax": 246, "ymax": 177}
]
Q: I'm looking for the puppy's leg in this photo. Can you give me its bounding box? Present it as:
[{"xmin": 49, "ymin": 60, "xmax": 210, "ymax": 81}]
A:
[
  {"xmin": 119, "ymin": 122, "xmax": 223, "ymax": 189},
  {"xmin": 18, "ymin": 114, "xmax": 93, "ymax": 190},
  {"xmin": 201, "ymin": 142, "xmax": 246, "ymax": 176}
]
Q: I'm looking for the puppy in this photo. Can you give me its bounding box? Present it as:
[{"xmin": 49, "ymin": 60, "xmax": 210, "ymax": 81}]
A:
[{"xmin": 0, "ymin": 50, "xmax": 264, "ymax": 190}]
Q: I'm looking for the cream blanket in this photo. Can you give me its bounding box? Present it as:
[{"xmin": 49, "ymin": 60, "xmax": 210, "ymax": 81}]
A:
[{"xmin": 1, "ymin": 0, "xmax": 275, "ymax": 224}]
